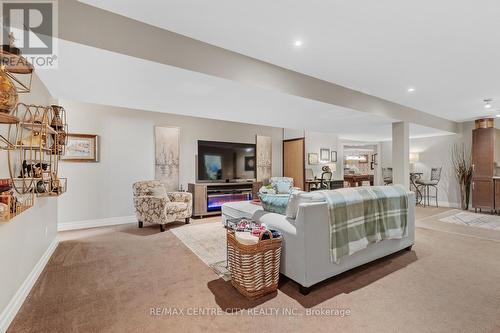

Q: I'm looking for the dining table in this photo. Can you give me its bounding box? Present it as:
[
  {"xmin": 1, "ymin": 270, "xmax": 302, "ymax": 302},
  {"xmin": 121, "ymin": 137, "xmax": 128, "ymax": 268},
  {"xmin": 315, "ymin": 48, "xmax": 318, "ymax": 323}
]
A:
[{"xmin": 343, "ymin": 174, "xmax": 374, "ymax": 187}]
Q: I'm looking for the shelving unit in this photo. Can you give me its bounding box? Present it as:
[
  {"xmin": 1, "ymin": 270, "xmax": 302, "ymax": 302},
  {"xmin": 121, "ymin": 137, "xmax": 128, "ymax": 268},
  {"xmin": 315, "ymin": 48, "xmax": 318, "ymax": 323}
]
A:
[
  {"xmin": 0, "ymin": 192, "xmax": 34, "ymax": 222},
  {"xmin": 0, "ymin": 45, "xmax": 68, "ymax": 222},
  {"xmin": 5, "ymin": 103, "xmax": 68, "ymax": 197},
  {"xmin": 0, "ymin": 105, "xmax": 68, "ymax": 222}
]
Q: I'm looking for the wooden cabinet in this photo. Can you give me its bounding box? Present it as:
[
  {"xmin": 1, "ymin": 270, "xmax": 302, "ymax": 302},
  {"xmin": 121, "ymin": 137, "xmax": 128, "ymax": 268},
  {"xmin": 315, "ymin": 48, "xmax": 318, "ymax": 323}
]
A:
[
  {"xmin": 188, "ymin": 183, "xmax": 208, "ymax": 217},
  {"xmin": 188, "ymin": 182, "xmax": 261, "ymax": 218},
  {"xmin": 472, "ymin": 128, "xmax": 494, "ymax": 178},
  {"xmin": 494, "ymin": 179, "xmax": 500, "ymax": 212},
  {"xmin": 472, "ymin": 127, "xmax": 495, "ymax": 211},
  {"xmin": 472, "ymin": 179, "xmax": 493, "ymax": 210}
]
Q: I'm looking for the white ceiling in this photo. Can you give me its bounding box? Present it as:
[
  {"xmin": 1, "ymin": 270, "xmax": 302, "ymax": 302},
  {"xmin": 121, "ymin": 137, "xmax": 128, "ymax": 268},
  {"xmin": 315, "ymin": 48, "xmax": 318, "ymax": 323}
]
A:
[
  {"xmin": 38, "ymin": 40, "xmax": 449, "ymax": 141},
  {"xmin": 81, "ymin": 0, "xmax": 500, "ymax": 122}
]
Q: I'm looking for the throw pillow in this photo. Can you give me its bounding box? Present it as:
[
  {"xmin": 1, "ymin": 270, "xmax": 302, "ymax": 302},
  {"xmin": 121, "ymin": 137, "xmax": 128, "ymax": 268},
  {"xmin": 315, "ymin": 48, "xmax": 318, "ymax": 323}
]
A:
[
  {"xmin": 148, "ymin": 186, "xmax": 169, "ymax": 200},
  {"xmin": 274, "ymin": 179, "xmax": 292, "ymax": 194}
]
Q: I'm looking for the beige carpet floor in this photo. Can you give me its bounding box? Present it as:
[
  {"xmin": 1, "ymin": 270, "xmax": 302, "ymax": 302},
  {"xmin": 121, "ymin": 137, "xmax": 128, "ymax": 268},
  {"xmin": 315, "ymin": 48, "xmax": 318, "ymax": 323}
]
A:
[{"xmin": 7, "ymin": 208, "xmax": 500, "ymax": 333}]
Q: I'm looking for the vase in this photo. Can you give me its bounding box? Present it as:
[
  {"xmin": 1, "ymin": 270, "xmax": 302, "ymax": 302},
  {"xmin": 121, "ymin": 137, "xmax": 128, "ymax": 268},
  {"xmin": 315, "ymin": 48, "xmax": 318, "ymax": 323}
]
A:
[
  {"xmin": 50, "ymin": 128, "xmax": 66, "ymax": 155},
  {"xmin": 50, "ymin": 105, "xmax": 64, "ymax": 129},
  {"xmin": 459, "ymin": 181, "xmax": 471, "ymax": 210},
  {"xmin": 0, "ymin": 67, "xmax": 19, "ymax": 124}
]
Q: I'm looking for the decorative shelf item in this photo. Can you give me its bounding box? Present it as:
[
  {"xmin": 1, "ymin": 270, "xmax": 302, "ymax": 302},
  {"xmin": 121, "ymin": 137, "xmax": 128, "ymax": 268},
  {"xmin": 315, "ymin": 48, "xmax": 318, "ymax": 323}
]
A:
[
  {"xmin": 49, "ymin": 105, "xmax": 67, "ymax": 155},
  {"xmin": 4, "ymin": 103, "xmax": 68, "ymax": 197},
  {"xmin": 1, "ymin": 34, "xmax": 34, "ymax": 94},
  {"xmin": 0, "ymin": 191, "xmax": 35, "ymax": 222},
  {"xmin": 0, "ymin": 65, "xmax": 19, "ymax": 125}
]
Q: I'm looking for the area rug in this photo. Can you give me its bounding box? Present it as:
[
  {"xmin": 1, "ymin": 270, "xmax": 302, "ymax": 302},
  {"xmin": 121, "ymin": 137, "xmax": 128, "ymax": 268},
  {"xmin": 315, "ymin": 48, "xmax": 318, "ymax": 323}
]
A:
[
  {"xmin": 439, "ymin": 211, "xmax": 500, "ymax": 230},
  {"xmin": 170, "ymin": 221, "xmax": 231, "ymax": 280}
]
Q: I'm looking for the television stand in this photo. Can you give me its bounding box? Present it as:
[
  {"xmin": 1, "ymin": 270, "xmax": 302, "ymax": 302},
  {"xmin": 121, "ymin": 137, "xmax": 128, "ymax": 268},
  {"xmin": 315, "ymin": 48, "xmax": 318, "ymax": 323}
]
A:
[{"xmin": 188, "ymin": 182, "xmax": 262, "ymax": 218}]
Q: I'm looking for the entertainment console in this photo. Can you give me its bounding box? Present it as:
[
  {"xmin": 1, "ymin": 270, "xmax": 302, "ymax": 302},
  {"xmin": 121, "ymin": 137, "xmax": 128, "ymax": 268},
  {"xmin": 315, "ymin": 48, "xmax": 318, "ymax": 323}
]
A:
[{"xmin": 188, "ymin": 182, "xmax": 262, "ymax": 218}]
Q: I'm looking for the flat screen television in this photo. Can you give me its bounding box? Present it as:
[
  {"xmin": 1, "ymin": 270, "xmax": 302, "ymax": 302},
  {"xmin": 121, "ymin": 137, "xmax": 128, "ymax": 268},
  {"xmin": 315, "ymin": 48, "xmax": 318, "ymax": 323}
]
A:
[{"xmin": 197, "ymin": 140, "xmax": 256, "ymax": 182}]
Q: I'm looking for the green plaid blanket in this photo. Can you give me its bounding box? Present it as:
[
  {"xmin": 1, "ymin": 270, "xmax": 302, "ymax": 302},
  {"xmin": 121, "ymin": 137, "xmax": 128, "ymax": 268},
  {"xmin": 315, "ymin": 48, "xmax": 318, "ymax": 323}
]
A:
[{"xmin": 318, "ymin": 185, "xmax": 409, "ymax": 263}]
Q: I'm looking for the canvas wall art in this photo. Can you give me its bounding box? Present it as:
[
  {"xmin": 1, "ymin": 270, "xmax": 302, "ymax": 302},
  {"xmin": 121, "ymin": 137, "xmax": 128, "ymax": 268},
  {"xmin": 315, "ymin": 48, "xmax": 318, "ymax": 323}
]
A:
[
  {"xmin": 154, "ymin": 126, "xmax": 180, "ymax": 191},
  {"xmin": 62, "ymin": 134, "xmax": 99, "ymax": 162},
  {"xmin": 256, "ymin": 135, "xmax": 272, "ymax": 182}
]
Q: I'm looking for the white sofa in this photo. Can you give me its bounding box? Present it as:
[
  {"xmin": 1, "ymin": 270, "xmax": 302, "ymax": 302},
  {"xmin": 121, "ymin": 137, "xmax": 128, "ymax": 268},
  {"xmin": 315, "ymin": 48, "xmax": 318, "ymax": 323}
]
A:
[{"xmin": 223, "ymin": 191, "xmax": 415, "ymax": 294}]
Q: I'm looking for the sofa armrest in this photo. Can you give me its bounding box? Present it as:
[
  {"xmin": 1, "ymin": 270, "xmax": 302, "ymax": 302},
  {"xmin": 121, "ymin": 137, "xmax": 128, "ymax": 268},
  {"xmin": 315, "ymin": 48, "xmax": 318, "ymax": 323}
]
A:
[
  {"xmin": 167, "ymin": 192, "xmax": 192, "ymax": 203},
  {"xmin": 134, "ymin": 196, "xmax": 169, "ymax": 223}
]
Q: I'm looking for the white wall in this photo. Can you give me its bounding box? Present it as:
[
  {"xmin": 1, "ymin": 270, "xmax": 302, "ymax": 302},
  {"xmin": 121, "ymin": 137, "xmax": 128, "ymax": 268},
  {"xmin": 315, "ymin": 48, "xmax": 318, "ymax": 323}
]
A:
[
  {"xmin": 284, "ymin": 128, "xmax": 342, "ymax": 179},
  {"xmin": 0, "ymin": 75, "xmax": 59, "ymax": 328},
  {"xmin": 380, "ymin": 122, "xmax": 474, "ymax": 207},
  {"xmin": 58, "ymin": 100, "xmax": 283, "ymax": 224},
  {"xmin": 304, "ymin": 130, "xmax": 341, "ymax": 178}
]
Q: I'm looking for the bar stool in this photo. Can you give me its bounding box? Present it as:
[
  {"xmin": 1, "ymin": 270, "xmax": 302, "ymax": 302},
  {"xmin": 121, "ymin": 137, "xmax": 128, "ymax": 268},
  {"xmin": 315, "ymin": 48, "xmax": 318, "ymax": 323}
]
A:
[
  {"xmin": 382, "ymin": 167, "xmax": 393, "ymax": 185},
  {"xmin": 416, "ymin": 167, "xmax": 442, "ymax": 207}
]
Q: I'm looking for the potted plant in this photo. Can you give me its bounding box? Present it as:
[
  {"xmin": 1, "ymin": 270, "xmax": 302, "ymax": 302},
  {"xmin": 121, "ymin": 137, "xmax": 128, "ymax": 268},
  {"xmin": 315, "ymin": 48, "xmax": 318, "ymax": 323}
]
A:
[{"xmin": 451, "ymin": 143, "xmax": 473, "ymax": 210}]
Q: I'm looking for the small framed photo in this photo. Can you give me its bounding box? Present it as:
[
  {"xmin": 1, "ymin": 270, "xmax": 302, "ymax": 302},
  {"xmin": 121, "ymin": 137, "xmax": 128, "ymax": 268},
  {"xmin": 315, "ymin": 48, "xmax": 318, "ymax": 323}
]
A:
[
  {"xmin": 331, "ymin": 151, "xmax": 337, "ymax": 162},
  {"xmin": 244, "ymin": 156, "xmax": 255, "ymax": 171},
  {"xmin": 320, "ymin": 148, "xmax": 330, "ymax": 162},
  {"xmin": 308, "ymin": 153, "xmax": 319, "ymax": 165},
  {"xmin": 63, "ymin": 134, "xmax": 99, "ymax": 162}
]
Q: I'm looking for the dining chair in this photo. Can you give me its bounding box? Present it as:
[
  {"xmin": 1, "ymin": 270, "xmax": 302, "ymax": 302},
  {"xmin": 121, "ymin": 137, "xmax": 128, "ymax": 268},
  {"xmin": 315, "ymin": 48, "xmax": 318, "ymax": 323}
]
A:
[{"xmin": 311, "ymin": 171, "xmax": 332, "ymax": 191}]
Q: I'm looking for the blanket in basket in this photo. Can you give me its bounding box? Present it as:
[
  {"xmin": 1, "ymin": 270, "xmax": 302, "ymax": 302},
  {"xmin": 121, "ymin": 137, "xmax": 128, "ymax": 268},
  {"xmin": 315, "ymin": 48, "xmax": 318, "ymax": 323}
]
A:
[{"xmin": 318, "ymin": 185, "xmax": 409, "ymax": 263}]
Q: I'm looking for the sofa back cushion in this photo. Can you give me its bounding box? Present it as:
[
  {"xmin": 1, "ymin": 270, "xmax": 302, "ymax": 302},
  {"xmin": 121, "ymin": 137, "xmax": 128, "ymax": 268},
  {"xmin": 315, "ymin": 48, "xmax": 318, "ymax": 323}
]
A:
[{"xmin": 286, "ymin": 190, "xmax": 326, "ymax": 219}]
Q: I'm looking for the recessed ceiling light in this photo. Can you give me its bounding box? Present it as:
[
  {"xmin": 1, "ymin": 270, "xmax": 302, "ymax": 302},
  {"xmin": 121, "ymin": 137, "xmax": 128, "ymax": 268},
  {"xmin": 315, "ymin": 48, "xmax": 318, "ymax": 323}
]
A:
[
  {"xmin": 407, "ymin": 87, "xmax": 416, "ymax": 93},
  {"xmin": 484, "ymin": 98, "xmax": 493, "ymax": 109},
  {"xmin": 294, "ymin": 40, "xmax": 303, "ymax": 47}
]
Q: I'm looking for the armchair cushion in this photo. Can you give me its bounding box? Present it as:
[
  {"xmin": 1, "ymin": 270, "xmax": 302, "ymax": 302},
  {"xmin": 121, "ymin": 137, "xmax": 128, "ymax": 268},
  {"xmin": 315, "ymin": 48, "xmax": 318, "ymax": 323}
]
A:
[
  {"xmin": 258, "ymin": 193, "xmax": 290, "ymax": 215},
  {"xmin": 167, "ymin": 202, "xmax": 190, "ymax": 214},
  {"xmin": 167, "ymin": 192, "xmax": 192, "ymax": 203}
]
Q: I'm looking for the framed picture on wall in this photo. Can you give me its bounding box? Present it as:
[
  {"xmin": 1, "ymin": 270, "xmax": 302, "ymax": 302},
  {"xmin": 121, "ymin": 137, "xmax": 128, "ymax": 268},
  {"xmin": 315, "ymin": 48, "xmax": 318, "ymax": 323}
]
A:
[
  {"xmin": 320, "ymin": 148, "xmax": 330, "ymax": 162},
  {"xmin": 244, "ymin": 156, "xmax": 255, "ymax": 171},
  {"xmin": 331, "ymin": 151, "xmax": 337, "ymax": 162},
  {"xmin": 359, "ymin": 154, "xmax": 369, "ymax": 163},
  {"xmin": 308, "ymin": 153, "xmax": 319, "ymax": 165},
  {"xmin": 62, "ymin": 134, "xmax": 99, "ymax": 162},
  {"xmin": 154, "ymin": 126, "xmax": 180, "ymax": 191}
]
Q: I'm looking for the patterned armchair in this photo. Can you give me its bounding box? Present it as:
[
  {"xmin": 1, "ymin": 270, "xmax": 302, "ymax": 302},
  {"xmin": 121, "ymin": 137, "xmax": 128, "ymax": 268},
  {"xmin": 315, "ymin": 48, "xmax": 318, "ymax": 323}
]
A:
[{"xmin": 132, "ymin": 180, "xmax": 192, "ymax": 232}]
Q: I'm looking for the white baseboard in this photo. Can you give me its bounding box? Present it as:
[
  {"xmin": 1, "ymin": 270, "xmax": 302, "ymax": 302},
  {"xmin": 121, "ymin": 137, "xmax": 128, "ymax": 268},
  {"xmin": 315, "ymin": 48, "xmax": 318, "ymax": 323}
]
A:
[
  {"xmin": 0, "ymin": 238, "xmax": 59, "ymax": 333},
  {"xmin": 437, "ymin": 201, "xmax": 460, "ymax": 208},
  {"xmin": 58, "ymin": 215, "xmax": 137, "ymax": 231}
]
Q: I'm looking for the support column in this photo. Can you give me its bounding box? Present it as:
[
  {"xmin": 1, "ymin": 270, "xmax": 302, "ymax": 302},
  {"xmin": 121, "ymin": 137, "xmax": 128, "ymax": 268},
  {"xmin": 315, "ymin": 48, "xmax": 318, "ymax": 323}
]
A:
[{"xmin": 392, "ymin": 122, "xmax": 410, "ymax": 190}]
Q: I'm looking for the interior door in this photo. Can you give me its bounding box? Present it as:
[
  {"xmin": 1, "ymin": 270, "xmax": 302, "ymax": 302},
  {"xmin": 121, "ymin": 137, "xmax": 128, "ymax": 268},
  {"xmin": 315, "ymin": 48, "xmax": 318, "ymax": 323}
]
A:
[{"xmin": 283, "ymin": 138, "xmax": 305, "ymax": 190}]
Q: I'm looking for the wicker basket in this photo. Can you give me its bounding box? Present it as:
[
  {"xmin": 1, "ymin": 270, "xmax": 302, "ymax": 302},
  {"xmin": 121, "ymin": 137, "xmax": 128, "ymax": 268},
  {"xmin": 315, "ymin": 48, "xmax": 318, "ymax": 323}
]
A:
[{"xmin": 227, "ymin": 229, "xmax": 282, "ymax": 299}]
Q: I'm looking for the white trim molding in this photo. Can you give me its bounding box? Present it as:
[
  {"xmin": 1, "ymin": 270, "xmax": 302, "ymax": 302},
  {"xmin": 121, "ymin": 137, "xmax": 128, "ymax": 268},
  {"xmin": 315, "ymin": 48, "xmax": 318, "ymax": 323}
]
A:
[
  {"xmin": 0, "ymin": 238, "xmax": 59, "ymax": 333},
  {"xmin": 58, "ymin": 215, "xmax": 137, "ymax": 231}
]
